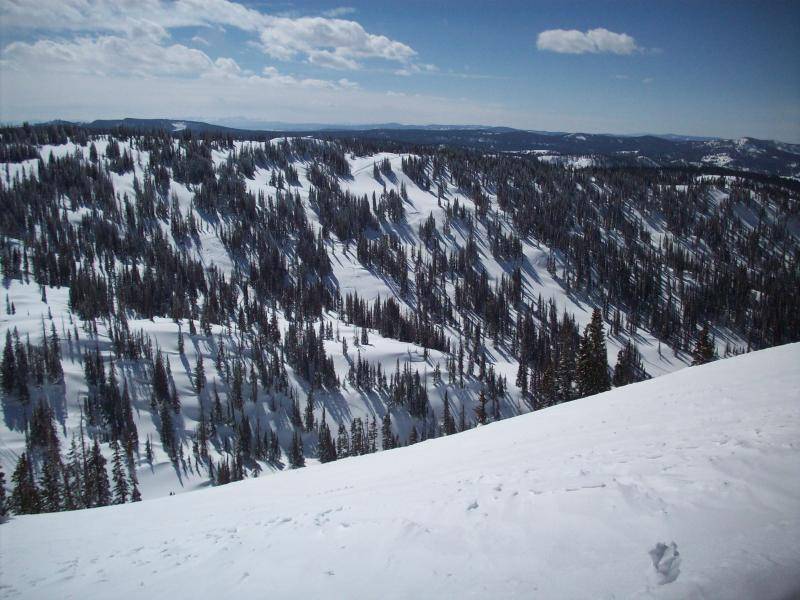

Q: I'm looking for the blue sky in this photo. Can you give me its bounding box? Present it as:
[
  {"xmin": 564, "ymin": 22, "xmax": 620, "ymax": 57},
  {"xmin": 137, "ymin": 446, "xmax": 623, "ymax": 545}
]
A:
[{"xmin": 1, "ymin": 0, "xmax": 798, "ymax": 141}]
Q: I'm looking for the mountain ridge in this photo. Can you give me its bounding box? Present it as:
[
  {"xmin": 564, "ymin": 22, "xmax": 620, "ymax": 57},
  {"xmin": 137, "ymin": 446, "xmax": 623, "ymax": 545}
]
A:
[{"xmin": 34, "ymin": 117, "xmax": 800, "ymax": 178}]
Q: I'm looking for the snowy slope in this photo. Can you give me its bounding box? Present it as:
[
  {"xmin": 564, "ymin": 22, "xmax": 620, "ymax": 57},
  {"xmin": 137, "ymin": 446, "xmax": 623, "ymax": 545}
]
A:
[
  {"xmin": 1, "ymin": 136, "xmax": 705, "ymax": 501},
  {"xmin": 2, "ymin": 343, "xmax": 798, "ymax": 600}
]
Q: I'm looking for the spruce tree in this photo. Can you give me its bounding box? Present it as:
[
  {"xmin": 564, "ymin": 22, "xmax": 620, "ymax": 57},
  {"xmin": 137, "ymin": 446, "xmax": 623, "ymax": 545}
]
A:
[
  {"xmin": 304, "ymin": 390, "xmax": 315, "ymax": 432},
  {"xmin": 692, "ymin": 324, "xmax": 715, "ymax": 365},
  {"xmin": 111, "ymin": 440, "xmax": 129, "ymax": 504},
  {"xmin": 289, "ymin": 429, "xmax": 305, "ymax": 468},
  {"xmin": 442, "ymin": 391, "xmax": 456, "ymax": 435},
  {"xmin": 475, "ymin": 390, "xmax": 488, "ymax": 425},
  {"xmin": 10, "ymin": 453, "xmax": 40, "ymax": 514},
  {"xmin": 381, "ymin": 412, "xmax": 393, "ymax": 450},
  {"xmin": 588, "ymin": 309, "xmax": 610, "ymax": 394},
  {"xmin": 1, "ymin": 330, "xmax": 15, "ymax": 393},
  {"xmin": 89, "ymin": 439, "xmax": 111, "ymax": 507},
  {"xmin": 194, "ymin": 353, "xmax": 206, "ymax": 393},
  {"xmin": 318, "ymin": 409, "xmax": 337, "ymax": 463},
  {"xmin": 0, "ymin": 465, "xmax": 7, "ymax": 519},
  {"xmin": 39, "ymin": 449, "xmax": 63, "ymax": 512}
]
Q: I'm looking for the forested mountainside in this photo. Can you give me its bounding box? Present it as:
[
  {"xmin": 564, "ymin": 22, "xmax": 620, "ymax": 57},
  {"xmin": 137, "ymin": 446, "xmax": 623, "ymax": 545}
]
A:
[
  {"xmin": 0, "ymin": 122, "xmax": 798, "ymax": 514},
  {"xmin": 50, "ymin": 118, "xmax": 800, "ymax": 178}
]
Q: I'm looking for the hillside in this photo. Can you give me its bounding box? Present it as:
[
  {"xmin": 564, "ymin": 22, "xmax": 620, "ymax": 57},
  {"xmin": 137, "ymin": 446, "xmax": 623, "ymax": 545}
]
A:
[
  {"xmin": 0, "ymin": 124, "xmax": 798, "ymax": 505},
  {"xmin": 2, "ymin": 344, "xmax": 799, "ymax": 599},
  {"xmin": 48, "ymin": 119, "xmax": 800, "ymax": 178}
]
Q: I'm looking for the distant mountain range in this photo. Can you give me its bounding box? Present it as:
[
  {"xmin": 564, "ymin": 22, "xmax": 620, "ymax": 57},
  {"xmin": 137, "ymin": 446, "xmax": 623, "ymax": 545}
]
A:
[{"xmin": 46, "ymin": 117, "xmax": 800, "ymax": 178}]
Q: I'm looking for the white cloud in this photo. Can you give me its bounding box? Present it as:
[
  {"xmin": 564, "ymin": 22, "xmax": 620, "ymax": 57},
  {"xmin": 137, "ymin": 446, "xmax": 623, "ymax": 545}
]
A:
[
  {"xmin": 321, "ymin": 7, "xmax": 356, "ymax": 18},
  {"xmin": 257, "ymin": 16, "xmax": 417, "ymax": 68},
  {"xmin": 1, "ymin": 0, "xmax": 422, "ymax": 71},
  {"xmin": 394, "ymin": 63, "xmax": 438, "ymax": 76},
  {"xmin": 537, "ymin": 28, "xmax": 639, "ymax": 55},
  {"xmin": 642, "ymin": 77, "xmax": 654, "ymax": 84},
  {"xmin": 0, "ymin": 0, "xmax": 266, "ymax": 34},
  {"xmin": 307, "ymin": 50, "xmax": 361, "ymax": 71},
  {"xmin": 2, "ymin": 36, "xmax": 230, "ymax": 78}
]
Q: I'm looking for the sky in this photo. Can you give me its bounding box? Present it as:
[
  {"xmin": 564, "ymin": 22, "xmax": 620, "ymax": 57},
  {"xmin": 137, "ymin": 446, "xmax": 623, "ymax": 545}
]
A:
[{"xmin": 0, "ymin": 0, "xmax": 798, "ymax": 142}]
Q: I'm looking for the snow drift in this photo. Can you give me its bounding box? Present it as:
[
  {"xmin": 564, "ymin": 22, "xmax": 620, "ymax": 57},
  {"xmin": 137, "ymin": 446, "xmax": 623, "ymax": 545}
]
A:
[{"xmin": 1, "ymin": 343, "xmax": 799, "ymax": 599}]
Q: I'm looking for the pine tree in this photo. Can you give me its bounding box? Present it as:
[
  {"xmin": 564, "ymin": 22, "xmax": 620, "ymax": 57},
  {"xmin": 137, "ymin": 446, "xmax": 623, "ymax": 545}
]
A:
[
  {"xmin": 381, "ymin": 412, "xmax": 393, "ymax": 450},
  {"xmin": 318, "ymin": 409, "xmax": 337, "ymax": 463},
  {"xmin": 65, "ymin": 434, "xmax": 85, "ymax": 509},
  {"xmin": 39, "ymin": 449, "xmax": 63, "ymax": 512},
  {"xmin": 144, "ymin": 435, "xmax": 154, "ymax": 465},
  {"xmin": 151, "ymin": 350, "xmax": 170, "ymax": 404},
  {"xmin": 588, "ymin": 308, "xmax": 610, "ymax": 394},
  {"xmin": 129, "ymin": 460, "xmax": 142, "ymax": 502},
  {"xmin": 194, "ymin": 353, "xmax": 206, "ymax": 393},
  {"xmin": 692, "ymin": 324, "xmax": 715, "ymax": 366},
  {"xmin": 336, "ymin": 423, "xmax": 350, "ymax": 458},
  {"xmin": 304, "ymin": 390, "xmax": 315, "ymax": 432},
  {"xmin": 289, "ymin": 429, "xmax": 305, "ymax": 468},
  {"xmin": 442, "ymin": 391, "xmax": 456, "ymax": 435},
  {"xmin": 575, "ymin": 330, "xmax": 594, "ymax": 397},
  {"xmin": 475, "ymin": 390, "xmax": 488, "ymax": 425},
  {"xmin": 0, "ymin": 464, "xmax": 7, "ymax": 519},
  {"xmin": 1, "ymin": 330, "xmax": 16, "ymax": 393},
  {"xmin": 111, "ymin": 440, "xmax": 129, "ymax": 504},
  {"xmin": 89, "ymin": 439, "xmax": 111, "ymax": 507},
  {"xmin": 10, "ymin": 453, "xmax": 40, "ymax": 514},
  {"xmin": 576, "ymin": 309, "xmax": 610, "ymax": 397}
]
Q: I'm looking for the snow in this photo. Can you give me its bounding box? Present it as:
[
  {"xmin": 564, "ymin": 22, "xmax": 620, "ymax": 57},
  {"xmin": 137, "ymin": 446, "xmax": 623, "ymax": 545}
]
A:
[
  {"xmin": 701, "ymin": 153, "xmax": 734, "ymax": 167},
  {"xmin": 2, "ymin": 343, "xmax": 799, "ymax": 600},
  {"xmin": 1, "ymin": 135, "xmax": 737, "ymax": 504},
  {"xmin": 536, "ymin": 154, "xmax": 596, "ymax": 168}
]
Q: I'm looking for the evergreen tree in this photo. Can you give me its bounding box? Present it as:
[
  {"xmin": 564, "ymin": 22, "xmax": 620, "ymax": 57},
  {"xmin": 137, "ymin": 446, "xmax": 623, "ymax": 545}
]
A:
[
  {"xmin": 65, "ymin": 435, "xmax": 85, "ymax": 510},
  {"xmin": 588, "ymin": 308, "xmax": 610, "ymax": 394},
  {"xmin": 0, "ymin": 465, "xmax": 7, "ymax": 519},
  {"xmin": 318, "ymin": 409, "xmax": 337, "ymax": 463},
  {"xmin": 88, "ymin": 439, "xmax": 111, "ymax": 507},
  {"xmin": 381, "ymin": 412, "xmax": 393, "ymax": 450},
  {"xmin": 194, "ymin": 353, "xmax": 206, "ymax": 393},
  {"xmin": 111, "ymin": 440, "xmax": 129, "ymax": 504},
  {"xmin": 289, "ymin": 429, "xmax": 305, "ymax": 468},
  {"xmin": 336, "ymin": 423, "xmax": 350, "ymax": 458},
  {"xmin": 1, "ymin": 330, "xmax": 15, "ymax": 393},
  {"xmin": 475, "ymin": 390, "xmax": 488, "ymax": 425},
  {"xmin": 692, "ymin": 324, "xmax": 716, "ymax": 366},
  {"xmin": 39, "ymin": 449, "xmax": 63, "ymax": 512},
  {"xmin": 442, "ymin": 391, "xmax": 456, "ymax": 435},
  {"xmin": 129, "ymin": 462, "xmax": 142, "ymax": 502},
  {"xmin": 304, "ymin": 390, "xmax": 315, "ymax": 432},
  {"xmin": 10, "ymin": 453, "xmax": 40, "ymax": 514}
]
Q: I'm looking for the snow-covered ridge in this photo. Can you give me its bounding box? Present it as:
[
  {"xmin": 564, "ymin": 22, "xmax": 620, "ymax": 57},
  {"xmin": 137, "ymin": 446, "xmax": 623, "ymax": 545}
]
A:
[{"xmin": 2, "ymin": 343, "xmax": 799, "ymax": 599}]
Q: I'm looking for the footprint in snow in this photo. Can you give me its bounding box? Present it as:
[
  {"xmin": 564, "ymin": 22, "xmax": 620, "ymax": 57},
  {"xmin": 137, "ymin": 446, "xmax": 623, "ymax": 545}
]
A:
[
  {"xmin": 649, "ymin": 541, "xmax": 681, "ymax": 584},
  {"xmin": 467, "ymin": 501, "xmax": 479, "ymax": 511}
]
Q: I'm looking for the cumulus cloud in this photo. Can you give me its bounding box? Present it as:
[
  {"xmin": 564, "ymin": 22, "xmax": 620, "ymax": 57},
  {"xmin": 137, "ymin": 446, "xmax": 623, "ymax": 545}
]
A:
[
  {"xmin": 1, "ymin": 0, "xmax": 422, "ymax": 70},
  {"xmin": 2, "ymin": 36, "xmax": 228, "ymax": 78},
  {"xmin": 537, "ymin": 28, "xmax": 639, "ymax": 55},
  {"xmin": 257, "ymin": 16, "xmax": 417, "ymax": 68},
  {"xmin": 0, "ymin": 0, "xmax": 264, "ymax": 34},
  {"xmin": 321, "ymin": 7, "xmax": 356, "ymax": 18}
]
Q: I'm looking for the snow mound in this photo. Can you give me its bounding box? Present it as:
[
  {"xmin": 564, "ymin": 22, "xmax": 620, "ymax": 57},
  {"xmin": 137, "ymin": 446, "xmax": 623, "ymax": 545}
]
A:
[{"xmin": 1, "ymin": 344, "xmax": 799, "ymax": 600}]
